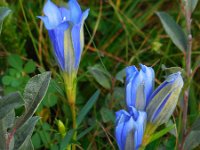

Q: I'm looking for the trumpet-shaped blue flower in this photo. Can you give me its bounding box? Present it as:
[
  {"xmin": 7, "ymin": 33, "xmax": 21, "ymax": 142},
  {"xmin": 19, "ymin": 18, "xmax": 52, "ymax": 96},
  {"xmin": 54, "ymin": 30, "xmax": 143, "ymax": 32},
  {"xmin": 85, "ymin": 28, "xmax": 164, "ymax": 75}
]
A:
[
  {"xmin": 38, "ymin": 0, "xmax": 89, "ymax": 72},
  {"xmin": 115, "ymin": 106, "xmax": 147, "ymax": 150},
  {"xmin": 126, "ymin": 64, "xmax": 155, "ymax": 110},
  {"xmin": 146, "ymin": 72, "xmax": 183, "ymax": 125}
]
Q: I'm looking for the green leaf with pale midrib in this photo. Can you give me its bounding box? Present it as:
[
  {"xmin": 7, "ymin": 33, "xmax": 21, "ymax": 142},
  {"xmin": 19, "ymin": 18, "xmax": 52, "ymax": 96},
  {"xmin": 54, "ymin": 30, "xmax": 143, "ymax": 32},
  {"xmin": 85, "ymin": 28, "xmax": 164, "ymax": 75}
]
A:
[
  {"xmin": 14, "ymin": 117, "xmax": 39, "ymax": 150},
  {"xmin": 14, "ymin": 72, "xmax": 51, "ymax": 130},
  {"xmin": 0, "ymin": 92, "xmax": 23, "ymax": 120},
  {"xmin": 157, "ymin": 12, "xmax": 188, "ymax": 52}
]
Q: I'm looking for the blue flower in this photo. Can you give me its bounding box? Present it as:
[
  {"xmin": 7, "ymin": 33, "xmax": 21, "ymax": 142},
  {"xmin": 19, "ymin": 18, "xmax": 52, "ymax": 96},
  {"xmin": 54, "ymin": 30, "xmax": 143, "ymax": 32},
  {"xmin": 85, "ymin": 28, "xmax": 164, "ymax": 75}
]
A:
[
  {"xmin": 115, "ymin": 106, "xmax": 147, "ymax": 150},
  {"xmin": 126, "ymin": 64, "xmax": 155, "ymax": 110},
  {"xmin": 146, "ymin": 72, "xmax": 183, "ymax": 125},
  {"xmin": 115, "ymin": 64, "xmax": 183, "ymax": 149},
  {"xmin": 38, "ymin": 0, "xmax": 89, "ymax": 72}
]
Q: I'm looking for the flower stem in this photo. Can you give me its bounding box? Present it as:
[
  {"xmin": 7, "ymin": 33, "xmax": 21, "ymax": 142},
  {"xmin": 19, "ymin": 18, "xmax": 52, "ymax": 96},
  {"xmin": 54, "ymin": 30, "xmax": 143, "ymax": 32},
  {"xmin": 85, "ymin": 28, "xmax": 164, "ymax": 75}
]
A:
[
  {"xmin": 179, "ymin": 0, "xmax": 192, "ymax": 149},
  {"xmin": 70, "ymin": 103, "xmax": 77, "ymax": 150},
  {"xmin": 140, "ymin": 123, "xmax": 157, "ymax": 150},
  {"xmin": 183, "ymin": 2, "xmax": 192, "ymax": 135},
  {"xmin": 63, "ymin": 72, "xmax": 77, "ymax": 150}
]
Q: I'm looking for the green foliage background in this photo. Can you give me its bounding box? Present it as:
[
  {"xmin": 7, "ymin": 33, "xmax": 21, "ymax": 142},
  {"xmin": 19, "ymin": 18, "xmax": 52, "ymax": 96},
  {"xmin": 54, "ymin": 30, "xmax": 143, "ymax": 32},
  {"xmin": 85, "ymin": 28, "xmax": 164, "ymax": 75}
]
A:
[{"xmin": 0, "ymin": 0, "xmax": 200, "ymax": 149}]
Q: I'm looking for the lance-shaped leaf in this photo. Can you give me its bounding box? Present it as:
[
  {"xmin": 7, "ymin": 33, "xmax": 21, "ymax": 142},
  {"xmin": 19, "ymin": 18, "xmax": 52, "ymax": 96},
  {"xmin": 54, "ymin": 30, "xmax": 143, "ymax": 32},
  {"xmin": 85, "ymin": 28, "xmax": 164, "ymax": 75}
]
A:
[
  {"xmin": 0, "ymin": 92, "xmax": 23, "ymax": 120},
  {"xmin": 76, "ymin": 90, "xmax": 100, "ymax": 127},
  {"xmin": 147, "ymin": 72, "xmax": 183, "ymax": 126},
  {"xmin": 14, "ymin": 117, "xmax": 39, "ymax": 150},
  {"xmin": 157, "ymin": 12, "xmax": 188, "ymax": 52},
  {"xmin": 14, "ymin": 72, "xmax": 51, "ymax": 130}
]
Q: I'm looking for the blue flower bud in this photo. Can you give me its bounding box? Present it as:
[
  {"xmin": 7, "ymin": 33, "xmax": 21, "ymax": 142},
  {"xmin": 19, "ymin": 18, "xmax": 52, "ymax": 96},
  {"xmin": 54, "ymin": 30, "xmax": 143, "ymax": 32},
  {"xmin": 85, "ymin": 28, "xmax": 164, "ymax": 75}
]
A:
[
  {"xmin": 115, "ymin": 106, "xmax": 147, "ymax": 150},
  {"xmin": 126, "ymin": 64, "xmax": 155, "ymax": 110},
  {"xmin": 38, "ymin": 0, "xmax": 89, "ymax": 73},
  {"xmin": 146, "ymin": 72, "xmax": 183, "ymax": 126}
]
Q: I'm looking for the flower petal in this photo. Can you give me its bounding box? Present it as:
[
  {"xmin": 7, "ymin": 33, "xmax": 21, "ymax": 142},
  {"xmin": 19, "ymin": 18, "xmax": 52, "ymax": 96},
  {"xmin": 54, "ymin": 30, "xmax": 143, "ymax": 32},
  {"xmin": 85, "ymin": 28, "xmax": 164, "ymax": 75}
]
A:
[
  {"xmin": 43, "ymin": 0, "xmax": 62, "ymax": 28},
  {"xmin": 71, "ymin": 24, "xmax": 82, "ymax": 68},
  {"xmin": 59, "ymin": 7, "xmax": 70, "ymax": 22},
  {"xmin": 37, "ymin": 16, "xmax": 52, "ymax": 30},
  {"xmin": 121, "ymin": 117, "xmax": 136, "ymax": 150},
  {"xmin": 140, "ymin": 64, "xmax": 155, "ymax": 107},
  {"xmin": 126, "ymin": 66, "xmax": 138, "ymax": 83},
  {"xmin": 129, "ymin": 71, "xmax": 144, "ymax": 108},
  {"xmin": 81, "ymin": 9, "xmax": 90, "ymax": 21},
  {"xmin": 48, "ymin": 28, "xmax": 65, "ymax": 70},
  {"xmin": 68, "ymin": 0, "xmax": 82, "ymax": 24},
  {"xmin": 115, "ymin": 121, "xmax": 125, "ymax": 150},
  {"xmin": 116, "ymin": 110, "xmax": 130, "ymax": 124},
  {"xmin": 135, "ymin": 111, "xmax": 147, "ymax": 148},
  {"xmin": 63, "ymin": 27, "xmax": 75, "ymax": 73},
  {"xmin": 128, "ymin": 106, "xmax": 139, "ymax": 120}
]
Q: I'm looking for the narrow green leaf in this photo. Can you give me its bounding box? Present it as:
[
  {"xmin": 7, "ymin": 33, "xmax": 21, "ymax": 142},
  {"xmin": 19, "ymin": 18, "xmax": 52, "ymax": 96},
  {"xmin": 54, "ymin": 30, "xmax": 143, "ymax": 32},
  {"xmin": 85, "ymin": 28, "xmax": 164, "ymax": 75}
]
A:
[
  {"xmin": 14, "ymin": 117, "xmax": 39, "ymax": 150},
  {"xmin": 183, "ymin": 130, "xmax": 200, "ymax": 150},
  {"xmin": 14, "ymin": 72, "xmax": 51, "ymax": 130},
  {"xmin": 77, "ymin": 124, "xmax": 96, "ymax": 140},
  {"xmin": 0, "ymin": 7, "xmax": 11, "ymax": 34},
  {"xmin": 60, "ymin": 129, "xmax": 75, "ymax": 150},
  {"xmin": 0, "ymin": 92, "xmax": 23, "ymax": 120},
  {"xmin": 88, "ymin": 65, "xmax": 111, "ymax": 89},
  {"xmin": 76, "ymin": 90, "xmax": 100, "ymax": 127},
  {"xmin": 149, "ymin": 124, "xmax": 175, "ymax": 143},
  {"xmin": 157, "ymin": 12, "xmax": 188, "ymax": 52}
]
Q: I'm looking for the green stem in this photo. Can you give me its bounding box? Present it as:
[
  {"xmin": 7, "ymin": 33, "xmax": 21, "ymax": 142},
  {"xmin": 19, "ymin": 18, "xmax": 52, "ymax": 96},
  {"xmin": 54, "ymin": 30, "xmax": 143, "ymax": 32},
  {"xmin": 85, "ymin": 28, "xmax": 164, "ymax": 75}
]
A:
[
  {"xmin": 63, "ymin": 72, "xmax": 77, "ymax": 150},
  {"xmin": 140, "ymin": 123, "xmax": 157, "ymax": 150},
  {"xmin": 180, "ymin": 1, "xmax": 192, "ymax": 149},
  {"xmin": 70, "ymin": 103, "xmax": 77, "ymax": 150}
]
